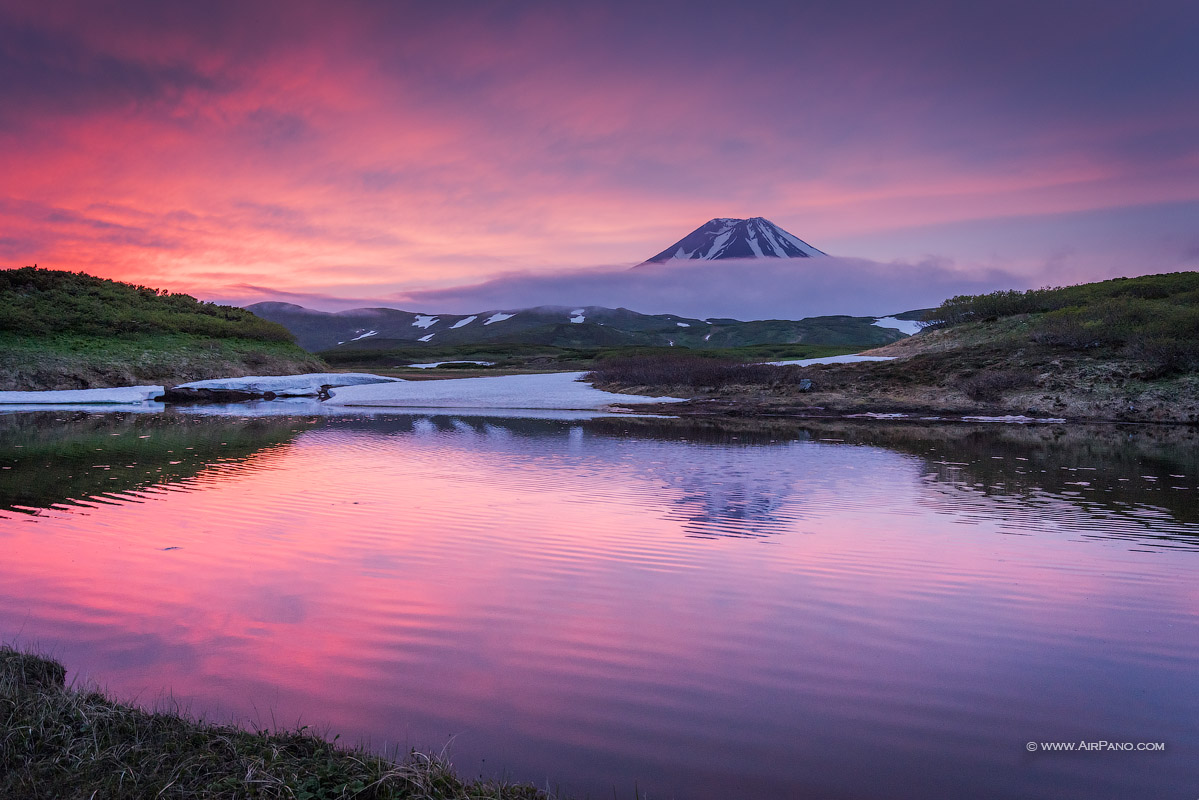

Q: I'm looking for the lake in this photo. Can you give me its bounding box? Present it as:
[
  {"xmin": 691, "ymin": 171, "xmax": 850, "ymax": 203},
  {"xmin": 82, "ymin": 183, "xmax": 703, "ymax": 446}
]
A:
[{"xmin": 1, "ymin": 405, "xmax": 1196, "ymax": 799}]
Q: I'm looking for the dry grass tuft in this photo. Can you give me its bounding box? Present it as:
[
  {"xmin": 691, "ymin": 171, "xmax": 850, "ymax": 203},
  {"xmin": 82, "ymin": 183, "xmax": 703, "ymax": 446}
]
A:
[{"xmin": 1, "ymin": 647, "xmax": 551, "ymax": 800}]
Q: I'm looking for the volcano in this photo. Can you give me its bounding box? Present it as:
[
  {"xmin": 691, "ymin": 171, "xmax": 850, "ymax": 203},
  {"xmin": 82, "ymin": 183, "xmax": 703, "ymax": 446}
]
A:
[{"xmin": 638, "ymin": 217, "xmax": 826, "ymax": 265}]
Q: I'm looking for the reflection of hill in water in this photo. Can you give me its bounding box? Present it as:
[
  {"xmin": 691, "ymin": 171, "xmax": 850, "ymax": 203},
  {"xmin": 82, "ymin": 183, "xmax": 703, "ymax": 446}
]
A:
[
  {"xmin": 0, "ymin": 412, "xmax": 312, "ymax": 515},
  {"xmin": 588, "ymin": 417, "xmax": 1199, "ymax": 548},
  {"xmin": 3, "ymin": 409, "xmax": 1195, "ymax": 548}
]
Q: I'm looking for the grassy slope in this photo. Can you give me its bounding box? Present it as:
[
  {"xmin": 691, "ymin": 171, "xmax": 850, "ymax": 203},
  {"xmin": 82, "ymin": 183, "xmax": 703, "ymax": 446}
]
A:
[
  {"xmin": 589, "ymin": 272, "xmax": 1199, "ymax": 423},
  {"xmin": 0, "ymin": 647, "xmax": 548, "ymax": 800},
  {"xmin": 0, "ymin": 268, "xmax": 324, "ymax": 390}
]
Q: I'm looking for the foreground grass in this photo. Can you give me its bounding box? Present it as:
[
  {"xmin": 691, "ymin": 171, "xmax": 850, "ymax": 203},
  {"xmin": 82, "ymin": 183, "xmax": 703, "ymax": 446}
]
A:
[{"xmin": 0, "ymin": 647, "xmax": 550, "ymax": 800}]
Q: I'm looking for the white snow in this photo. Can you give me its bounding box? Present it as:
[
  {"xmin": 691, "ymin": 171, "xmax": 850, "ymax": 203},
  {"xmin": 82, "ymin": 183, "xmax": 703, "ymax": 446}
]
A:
[
  {"xmin": 765, "ymin": 355, "xmax": 896, "ymax": 367},
  {"xmin": 0, "ymin": 385, "xmax": 165, "ymax": 404},
  {"xmin": 873, "ymin": 317, "xmax": 923, "ymax": 336},
  {"xmin": 961, "ymin": 415, "xmax": 1067, "ymax": 424},
  {"xmin": 449, "ymin": 315, "xmax": 478, "ymax": 329},
  {"xmin": 412, "ymin": 315, "xmax": 439, "ymax": 329},
  {"xmin": 570, "ymin": 314, "xmax": 585, "ymax": 324},
  {"xmin": 348, "ymin": 330, "xmax": 378, "ymax": 342},
  {"xmin": 768, "ymin": 223, "xmax": 825, "ymax": 257},
  {"xmin": 418, "ymin": 333, "xmax": 435, "ymax": 342},
  {"xmin": 483, "ymin": 312, "xmax": 514, "ymax": 325},
  {"xmin": 406, "ymin": 361, "xmax": 496, "ymax": 369},
  {"xmin": 174, "ymin": 373, "xmax": 401, "ymax": 396},
  {"xmin": 676, "ymin": 322, "xmax": 690, "ymax": 327},
  {"xmin": 0, "ymin": 403, "xmax": 163, "ymax": 414},
  {"xmin": 706, "ymin": 229, "xmax": 734, "ymax": 258},
  {"xmin": 746, "ymin": 232, "xmax": 764, "ymax": 257},
  {"xmin": 326, "ymin": 371, "xmax": 687, "ymax": 410}
]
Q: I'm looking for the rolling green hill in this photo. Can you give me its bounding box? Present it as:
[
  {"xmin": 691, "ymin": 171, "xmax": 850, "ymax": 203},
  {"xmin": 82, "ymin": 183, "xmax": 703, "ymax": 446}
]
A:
[
  {"xmin": 248, "ymin": 301, "xmax": 913, "ymax": 355},
  {"xmin": 0, "ymin": 267, "xmax": 324, "ymax": 390}
]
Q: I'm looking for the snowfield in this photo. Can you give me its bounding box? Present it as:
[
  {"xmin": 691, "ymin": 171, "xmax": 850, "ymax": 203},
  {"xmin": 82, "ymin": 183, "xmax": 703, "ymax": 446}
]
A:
[
  {"xmin": 406, "ymin": 361, "xmax": 496, "ymax": 369},
  {"xmin": 174, "ymin": 373, "xmax": 401, "ymax": 396},
  {"xmin": 0, "ymin": 386, "xmax": 165, "ymax": 404},
  {"xmin": 765, "ymin": 354, "xmax": 896, "ymax": 366},
  {"xmin": 873, "ymin": 317, "xmax": 923, "ymax": 336},
  {"xmin": 483, "ymin": 312, "xmax": 514, "ymax": 325},
  {"xmin": 326, "ymin": 371, "xmax": 687, "ymax": 410}
]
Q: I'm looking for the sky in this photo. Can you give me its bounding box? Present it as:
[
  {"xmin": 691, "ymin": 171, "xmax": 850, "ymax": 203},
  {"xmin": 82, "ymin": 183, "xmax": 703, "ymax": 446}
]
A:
[{"xmin": 2, "ymin": 0, "xmax": 1197, "ymax": 317}]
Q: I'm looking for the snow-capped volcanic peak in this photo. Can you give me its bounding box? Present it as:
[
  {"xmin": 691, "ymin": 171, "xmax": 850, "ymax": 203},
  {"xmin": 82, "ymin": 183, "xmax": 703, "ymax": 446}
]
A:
[{"xmin": 640, "ymin": 217, "xmax": 826, "ymax": 265}]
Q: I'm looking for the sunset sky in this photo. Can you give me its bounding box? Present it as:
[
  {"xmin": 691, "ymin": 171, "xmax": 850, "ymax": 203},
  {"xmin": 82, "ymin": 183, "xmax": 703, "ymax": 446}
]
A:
[{"xmin": 2, "ymin": 0, "xmax": 1197, "ymax": 314}]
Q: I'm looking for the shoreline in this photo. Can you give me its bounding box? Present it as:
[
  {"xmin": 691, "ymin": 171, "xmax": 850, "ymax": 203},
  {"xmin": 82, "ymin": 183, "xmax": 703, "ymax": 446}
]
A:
[{"xmin": 0, "ymin": 646, "xmax": 553, "ymax": 800}]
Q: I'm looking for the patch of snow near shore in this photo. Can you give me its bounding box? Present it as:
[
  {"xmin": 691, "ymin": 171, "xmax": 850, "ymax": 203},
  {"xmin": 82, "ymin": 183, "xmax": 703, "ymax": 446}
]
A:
[
  {"xmin": 765, "ymin": 355, "xmax": 896, "ymax": 366},
  {"xmin": 962, "ymin": 415, "xmax": 1067, "ymax": 424},
  {"xmin": 873, "ymin": 317, "xmax": 923, "ymax": 335},
  {"xmin": 406, "ymin": 361, "xmax": 495, "ymax": 369},
  {"xmin": 175, "ymin": 373, "xmax": 401, "ymax": 396},
  {"xmin": 0, "ymin": 402, "xmax": 164, "ymax": 413},
  {"xmin": 0, "ymin": 386, "xmax": 165, "ymax": 404},
  {"xmin": 327, "ymin": 371, "xmax": 687, "ymax": 410}
]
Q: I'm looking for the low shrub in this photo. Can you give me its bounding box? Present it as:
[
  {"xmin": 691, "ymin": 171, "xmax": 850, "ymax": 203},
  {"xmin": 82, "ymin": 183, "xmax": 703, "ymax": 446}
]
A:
[
  {"xmin": 960, "ymin": 369, "xmax": 1034, "ymax": 401},
  {"xmin": 587, "ymin": 354, "xmax": 806, "ymax": 389}
]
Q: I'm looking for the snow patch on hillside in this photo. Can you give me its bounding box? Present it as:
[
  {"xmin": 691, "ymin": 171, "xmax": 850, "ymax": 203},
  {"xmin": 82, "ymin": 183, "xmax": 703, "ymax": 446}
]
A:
[
  {"xmin": 412, "ymin": 315, "xmax": 438, "ymax": 329},
  {"xmin": 873, "ymin": 317, "xmax": 922, "ymax": 336},
  {"xmin": 484, "ymin": 312, "xmax": 514, "ymax": 325},
  {"xmin": 450, "ymin": 315, "xmax": 478, "ymax": 329}
]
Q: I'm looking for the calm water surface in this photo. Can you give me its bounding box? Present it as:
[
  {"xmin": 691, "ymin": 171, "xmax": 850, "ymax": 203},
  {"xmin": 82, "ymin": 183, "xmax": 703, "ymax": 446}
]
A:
[{"xmin": 1, "ymin": 406, "xmax": 1197, "ymax": 799}]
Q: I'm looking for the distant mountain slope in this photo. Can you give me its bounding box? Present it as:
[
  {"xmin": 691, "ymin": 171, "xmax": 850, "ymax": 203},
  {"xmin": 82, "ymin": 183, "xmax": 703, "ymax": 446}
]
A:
[
  {"xmin": 247, "ymin": 301, "xmax": 912, "ymax": 353},
  {"xmin": 638, "ymin": 217, "xmax": 826, "ymax": 265}
]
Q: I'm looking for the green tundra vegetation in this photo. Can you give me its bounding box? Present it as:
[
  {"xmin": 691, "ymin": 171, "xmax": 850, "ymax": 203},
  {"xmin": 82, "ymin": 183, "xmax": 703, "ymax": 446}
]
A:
[
  {"xmin": 588, "ymin": 272, "xmax": 1199, "ymax": 423},
  {"xmin": 922, "ymin": 271, "xmax": 1199, "ymax": 376},
  {"xmin": 0, "ymin": 267, "xmax": 324, "ymax": 390},
  {"xmin": 0, "ymin": 647, "xmax": 549, "ymax": 800}
]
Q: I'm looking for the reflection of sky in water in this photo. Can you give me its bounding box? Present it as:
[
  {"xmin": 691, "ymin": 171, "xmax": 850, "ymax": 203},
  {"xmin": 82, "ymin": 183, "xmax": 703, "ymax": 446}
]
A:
[{"xmin": 1, "ymin": 411, "xmax": 1197, "ymax": 800}]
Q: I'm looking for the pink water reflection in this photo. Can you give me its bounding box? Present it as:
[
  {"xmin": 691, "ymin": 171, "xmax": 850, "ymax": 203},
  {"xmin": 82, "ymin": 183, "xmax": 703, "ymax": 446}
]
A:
[{"xmin": 2, "ymin": 416, "xmax": 1196, "ymax": 799}]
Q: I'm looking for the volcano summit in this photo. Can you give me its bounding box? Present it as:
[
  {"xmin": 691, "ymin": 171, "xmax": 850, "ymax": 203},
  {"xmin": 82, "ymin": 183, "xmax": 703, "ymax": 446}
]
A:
[{"xmin": 638, "ymin": 217, "xmax": 826, "ymax": 265}]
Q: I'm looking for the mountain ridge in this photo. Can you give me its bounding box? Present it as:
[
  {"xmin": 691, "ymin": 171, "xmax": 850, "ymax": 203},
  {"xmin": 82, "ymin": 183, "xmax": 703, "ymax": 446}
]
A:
[{"xmin": 246, "ymin": 301, "xmax": 918, "ymax": 353}]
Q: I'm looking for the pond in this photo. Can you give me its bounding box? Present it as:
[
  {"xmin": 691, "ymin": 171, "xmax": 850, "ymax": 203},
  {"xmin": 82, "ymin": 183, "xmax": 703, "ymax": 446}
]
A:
[{"xmin": 1, "ymin": 405, "xmax": 1196, "ymax": 799}]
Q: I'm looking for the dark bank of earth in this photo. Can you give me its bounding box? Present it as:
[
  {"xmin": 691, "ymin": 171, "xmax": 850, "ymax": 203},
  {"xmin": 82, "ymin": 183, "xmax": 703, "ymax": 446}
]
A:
[{"xmin": 0, "ymin": 647, "xmax": 551, "ymax": 800}]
